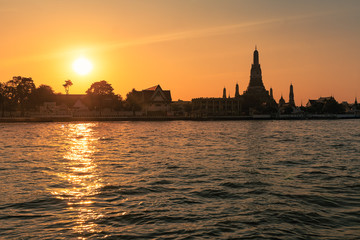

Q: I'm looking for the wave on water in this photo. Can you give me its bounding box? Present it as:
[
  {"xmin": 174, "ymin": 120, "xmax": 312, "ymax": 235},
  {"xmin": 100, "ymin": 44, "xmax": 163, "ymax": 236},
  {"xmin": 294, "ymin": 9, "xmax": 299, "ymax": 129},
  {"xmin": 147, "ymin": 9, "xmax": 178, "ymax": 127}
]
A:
[{"xmin": 0, "ymin": 120, "xmax": 360, "ymax": 239}]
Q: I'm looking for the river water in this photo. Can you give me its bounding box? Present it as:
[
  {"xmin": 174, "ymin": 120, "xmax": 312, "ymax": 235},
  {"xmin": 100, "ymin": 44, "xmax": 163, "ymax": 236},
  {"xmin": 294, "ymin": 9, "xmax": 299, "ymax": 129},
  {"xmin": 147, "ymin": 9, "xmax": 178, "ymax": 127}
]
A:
[{"xmin": 0, "ymin": 120, "xmax": 359, "ymax": 239}]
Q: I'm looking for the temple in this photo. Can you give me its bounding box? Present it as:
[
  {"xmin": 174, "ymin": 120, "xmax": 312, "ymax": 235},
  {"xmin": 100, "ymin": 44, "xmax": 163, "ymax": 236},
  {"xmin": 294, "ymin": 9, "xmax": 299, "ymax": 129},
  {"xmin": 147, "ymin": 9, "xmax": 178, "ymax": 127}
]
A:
[
  {"xmin": 278, "ymin": 84, "xmax": 297, "ymax": 114},
  {"xmin": 242, "ymin": 47, "xmax": 275, "ymax": 113},
  {"xmin": 289, "ymin": 83, "xmax": 295, "ymax": 107},
  {"xmin": 192, "ymin": 47, "xmax": 278, "ymax": 116},
  {"xmin": 246, "ymin": 47, "xmax": 266, "ymax": 90}
]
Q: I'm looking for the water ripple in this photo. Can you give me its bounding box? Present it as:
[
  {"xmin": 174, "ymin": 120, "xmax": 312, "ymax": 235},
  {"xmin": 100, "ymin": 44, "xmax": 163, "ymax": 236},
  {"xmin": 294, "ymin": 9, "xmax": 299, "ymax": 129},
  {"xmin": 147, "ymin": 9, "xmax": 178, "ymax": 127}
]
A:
[{"xmin": 0, "ymin": 120, "xmax": 360, "ymax": 239}]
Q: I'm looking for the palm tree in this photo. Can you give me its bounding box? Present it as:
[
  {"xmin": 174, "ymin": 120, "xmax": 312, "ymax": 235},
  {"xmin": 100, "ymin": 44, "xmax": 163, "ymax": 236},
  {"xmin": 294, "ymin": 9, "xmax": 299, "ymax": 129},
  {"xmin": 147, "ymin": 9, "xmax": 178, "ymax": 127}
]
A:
[{"xmin": 63, "ymin": 79, "xmax": 73, "ymax": 95}]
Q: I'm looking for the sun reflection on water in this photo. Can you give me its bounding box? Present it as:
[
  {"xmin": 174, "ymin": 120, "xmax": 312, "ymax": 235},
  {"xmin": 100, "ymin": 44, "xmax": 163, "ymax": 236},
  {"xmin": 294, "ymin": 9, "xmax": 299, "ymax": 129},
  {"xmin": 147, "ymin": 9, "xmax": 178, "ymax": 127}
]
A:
[{"xmin": 51, "ymin": 123, "xmax": 103, "ymax": 237}]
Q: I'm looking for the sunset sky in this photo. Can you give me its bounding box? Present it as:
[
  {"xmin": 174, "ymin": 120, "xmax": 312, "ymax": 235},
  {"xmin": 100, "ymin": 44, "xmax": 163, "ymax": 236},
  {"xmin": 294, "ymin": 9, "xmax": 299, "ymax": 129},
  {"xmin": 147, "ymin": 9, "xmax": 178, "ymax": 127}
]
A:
[{"xmin": 1, "ymin": 0, "xmax": 359, "ymax": 104}]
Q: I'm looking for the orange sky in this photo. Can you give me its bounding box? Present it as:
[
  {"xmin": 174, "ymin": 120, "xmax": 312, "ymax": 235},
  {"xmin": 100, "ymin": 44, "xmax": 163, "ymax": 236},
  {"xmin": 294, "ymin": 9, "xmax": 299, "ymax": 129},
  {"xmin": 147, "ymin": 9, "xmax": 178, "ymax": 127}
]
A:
[{"xmin": 1, "ymin": 0, "xmax": 359, "ymax": 104}]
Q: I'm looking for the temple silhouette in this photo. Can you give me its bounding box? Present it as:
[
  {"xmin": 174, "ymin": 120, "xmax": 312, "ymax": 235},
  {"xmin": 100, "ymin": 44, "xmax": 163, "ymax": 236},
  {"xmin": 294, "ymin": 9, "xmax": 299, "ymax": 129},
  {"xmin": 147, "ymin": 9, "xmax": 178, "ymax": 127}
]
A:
[
  {"xmin": 192, "ymin": 47, "xmax": 280, "ymax": 116},
  {"xmin": 2, "ymin": 48, "xmax": 357, "ymax": 120}
]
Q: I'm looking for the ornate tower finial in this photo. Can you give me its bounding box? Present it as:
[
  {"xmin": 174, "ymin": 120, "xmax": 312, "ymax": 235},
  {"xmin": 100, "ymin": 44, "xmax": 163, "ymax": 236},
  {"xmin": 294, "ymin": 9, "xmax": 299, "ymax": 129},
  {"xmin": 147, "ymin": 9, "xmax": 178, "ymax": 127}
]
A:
[
  {"xmin": 289, "ymin": 83, "xmax": 295, "ymax": 107},
  {"xmin": 223, "ymin": 87, "xmax": 226, "ymax": 98},
  {"xmin": 247, "ymin": 47, "xmax": 263, "ymax": 89},
  {"xmin": 279, "ymin": 94, "xmax": 285, "ymax": 107},
  {"xmin": 235, "ymin": 83, "xmax": 240, "ymax": 98},
  {"xmin": 253, "ymin": 47, "xmax": 259, "ymax": 65}
]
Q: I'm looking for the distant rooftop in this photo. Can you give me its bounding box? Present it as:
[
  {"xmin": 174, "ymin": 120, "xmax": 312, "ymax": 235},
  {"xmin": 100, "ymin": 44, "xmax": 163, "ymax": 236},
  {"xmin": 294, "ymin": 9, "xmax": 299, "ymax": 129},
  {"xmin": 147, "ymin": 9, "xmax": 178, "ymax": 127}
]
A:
[{"xmin": 144, "ymin": 85, "xmax": 160, "ymax": 91}]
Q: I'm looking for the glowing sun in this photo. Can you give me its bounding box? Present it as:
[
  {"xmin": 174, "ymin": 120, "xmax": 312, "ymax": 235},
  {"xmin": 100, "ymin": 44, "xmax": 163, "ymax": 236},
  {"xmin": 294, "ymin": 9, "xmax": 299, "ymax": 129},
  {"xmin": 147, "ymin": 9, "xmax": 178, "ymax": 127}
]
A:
[{"xmin": 72, "ymin": 57, "xmax": 93, "ymax": 75}]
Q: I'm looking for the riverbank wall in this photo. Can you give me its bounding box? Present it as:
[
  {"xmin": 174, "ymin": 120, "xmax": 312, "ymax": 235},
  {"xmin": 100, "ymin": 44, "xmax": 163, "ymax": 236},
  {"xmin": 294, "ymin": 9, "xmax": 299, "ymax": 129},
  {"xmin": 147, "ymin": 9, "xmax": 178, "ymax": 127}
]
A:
[{"xmin": 0, "ymin": 114, "xmax": 359, "ymax": 122}]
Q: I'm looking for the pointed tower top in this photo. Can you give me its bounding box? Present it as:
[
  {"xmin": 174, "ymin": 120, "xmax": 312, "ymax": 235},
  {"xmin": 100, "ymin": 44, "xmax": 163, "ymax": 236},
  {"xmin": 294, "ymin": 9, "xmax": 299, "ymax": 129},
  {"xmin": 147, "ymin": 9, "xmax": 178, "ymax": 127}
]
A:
[
  {"xmin": 253, "ymin": 47, "xmax": 259, "ymax": 65},
  {"xmin": 235, "ymin": 83, "xmax": 240, "ymax": 98},
  {"xmin": 289, "ymin": 83, "xmax": 295, "ymax": 107},
  {"xmin": 223, "ymin": 87, "xmax": 226, "ymax": 98},
  {"xmin": 279, "ymin": 94, "xmax": 285, "ymax": 105}
]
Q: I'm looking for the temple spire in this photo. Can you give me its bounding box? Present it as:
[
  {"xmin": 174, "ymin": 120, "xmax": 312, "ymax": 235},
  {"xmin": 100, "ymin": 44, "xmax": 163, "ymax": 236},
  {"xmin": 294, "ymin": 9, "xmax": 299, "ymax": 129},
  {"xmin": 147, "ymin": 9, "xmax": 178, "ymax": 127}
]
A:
[
  {"xmin": 289, "ymin": 83, "xmax": 295, "ymax": 107},
  {"xmin": 223, "ymin": 87, "xmax": 226, "ymax": 98},
  {"xmin": 247, "ymin": 47, "xmax": 264, "ymax": 89},
  {"xmin": 235, "ymin": 83, "xmax": 240, "ymax": 98},
  {"xmin": 279, "ymin": 94, "xmax": 285, "ymax": 107},
  {"xmin": 253, "ymin": 47, "xmax": 259, "ymax": 65}
]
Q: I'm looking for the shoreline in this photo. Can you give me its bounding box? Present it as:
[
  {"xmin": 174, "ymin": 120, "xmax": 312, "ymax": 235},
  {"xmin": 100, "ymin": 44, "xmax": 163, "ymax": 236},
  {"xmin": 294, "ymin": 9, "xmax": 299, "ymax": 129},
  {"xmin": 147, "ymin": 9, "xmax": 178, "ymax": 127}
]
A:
[{"xmin": 0, "ymin": 115, "xmax": 359, "ymax": 122}]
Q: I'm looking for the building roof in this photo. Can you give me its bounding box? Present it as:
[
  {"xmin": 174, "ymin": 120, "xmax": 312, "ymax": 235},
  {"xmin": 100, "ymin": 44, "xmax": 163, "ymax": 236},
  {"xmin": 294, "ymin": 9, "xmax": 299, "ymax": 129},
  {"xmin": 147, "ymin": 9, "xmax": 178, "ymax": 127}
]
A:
[
  {"xmin": 141, "ymin": 85, "xmax": 171, "ymax": 102},
  {"xmin": 55, "ymin": 94, "xmax": 91, "ymax": 108},
  {"xmin": 318, "ymin": 97, "xmax": 333, "ymax": 103},
  {"xmin": 144, "ymin": 85, "xmax": 159, "ymax": 91},
  {"xmin": 73, "ymin": 99, "xmax": 89, "ymax": 110}
]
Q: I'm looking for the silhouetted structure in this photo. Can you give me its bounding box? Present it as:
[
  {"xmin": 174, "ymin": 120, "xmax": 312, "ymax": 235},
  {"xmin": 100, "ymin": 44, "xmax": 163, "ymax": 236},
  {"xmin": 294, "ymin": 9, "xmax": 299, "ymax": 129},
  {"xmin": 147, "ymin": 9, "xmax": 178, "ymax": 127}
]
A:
[
  {"xmin": 242, "ymin": 47, "xmax": 277, "ymax": 114},
  {"xmin": 350, "ymin": 98, "xmax": 360, "ymax": 115},
  {"xmin": 192, "ymin": 47, "xmax": 277, "ymax": 116},
  {"xmin": 130, "ymin": 85, "xmax": 172, "ymax": 116},
  {"xmin": 289, "ymin": 84, "xmax": 295, "ymax": 107},
  {"xmin": 235, "ymin": 83, "xmax": 240, "ymax": 98},
  {"xmin": 223, "ymin": 87, "xmax": 226, "ymax": 98},
  {"xmin": 278, "ymin": 84, "xmax": 297, "ymax": 114},
  {"xmin": 244, "ymin": 47, "xmax": 266, "ymax": 93},
  {"xmin": 306, "ymin": 96, "xmax": 344, "ymax": 114},
  {"xmin": 279, "ymin": 95, "xmax": 285, "ymax": 107},
  {"xmin": 55, "ymin": 94, "xmax": 88, "ymax": 108},
  {"xmin": 171, "ymin": 100, "xmax": 192, "ymax": 116},
  {"xmin": 192, "ymin": 96, "xmax": 243, "ymax": 117},
  {"xmin": 353, "ymin": 98, "xmax": 358, "ymax": 112}
]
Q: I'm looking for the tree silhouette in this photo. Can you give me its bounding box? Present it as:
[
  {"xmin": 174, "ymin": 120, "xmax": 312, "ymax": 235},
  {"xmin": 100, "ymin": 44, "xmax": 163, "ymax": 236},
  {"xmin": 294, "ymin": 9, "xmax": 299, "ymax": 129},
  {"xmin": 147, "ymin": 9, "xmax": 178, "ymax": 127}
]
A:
[
  {"xmin": 7, "ymin": 76, "xmax": 36, "ymax": 116},
  {"xmin": 125, "ymin": 88, "xmax": 142, "ymax": 115},
  {"xmin": 4, "ymin": 83, "xmax": 17, "ymax": 116},
  {"xmin": 113, "ymin": 94, "xmax": 123, "ymax": 111},
  {"xmin": 86, "ymin": 80, "xmax": 116, "ymax": 115},
  {"xmin": 30, "ymin": 84, "xmax": 56, "ymax": 107},
  {"xmin": 63, "ymin": 80, "xmax": 73, "ymax": 95},
  {"xmin": 2, "ymin": 83, "xmax": 15, "ymax": 116},
  {"xmin": 86, "ymin": 80, "xmax": 114, "ymax": 96},
  {"xmin": 0, "ymin": 83, "xmax": 5, "ymax": 117}
]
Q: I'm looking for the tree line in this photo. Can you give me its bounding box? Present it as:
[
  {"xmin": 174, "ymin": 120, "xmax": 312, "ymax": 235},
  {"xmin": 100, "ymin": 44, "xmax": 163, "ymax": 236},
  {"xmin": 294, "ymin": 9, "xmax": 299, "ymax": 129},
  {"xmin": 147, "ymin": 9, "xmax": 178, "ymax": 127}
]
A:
[
  {"xmin": 0, "ymin": 76, "xmax": 143, "ymax": 117},
  {"xmin": 0, "ymin": 76, "xmax": 350, "ymax": 117}
]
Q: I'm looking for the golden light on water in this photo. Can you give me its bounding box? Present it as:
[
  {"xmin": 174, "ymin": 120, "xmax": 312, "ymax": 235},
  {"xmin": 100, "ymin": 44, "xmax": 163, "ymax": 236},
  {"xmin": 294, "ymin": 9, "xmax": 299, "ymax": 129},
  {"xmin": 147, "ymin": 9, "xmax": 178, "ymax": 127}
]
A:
[{"xmin": 51, "ymin": 123, "xmax": 103, "ymax": 236}]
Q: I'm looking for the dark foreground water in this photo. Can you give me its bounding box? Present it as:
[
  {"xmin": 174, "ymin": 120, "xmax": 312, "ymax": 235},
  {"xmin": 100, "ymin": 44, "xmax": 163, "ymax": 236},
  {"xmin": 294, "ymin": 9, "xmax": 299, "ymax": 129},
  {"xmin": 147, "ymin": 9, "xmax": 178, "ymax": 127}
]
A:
[{"xmin": 0, "ymin": 120, "xmax": 359, "ymax": 239}]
